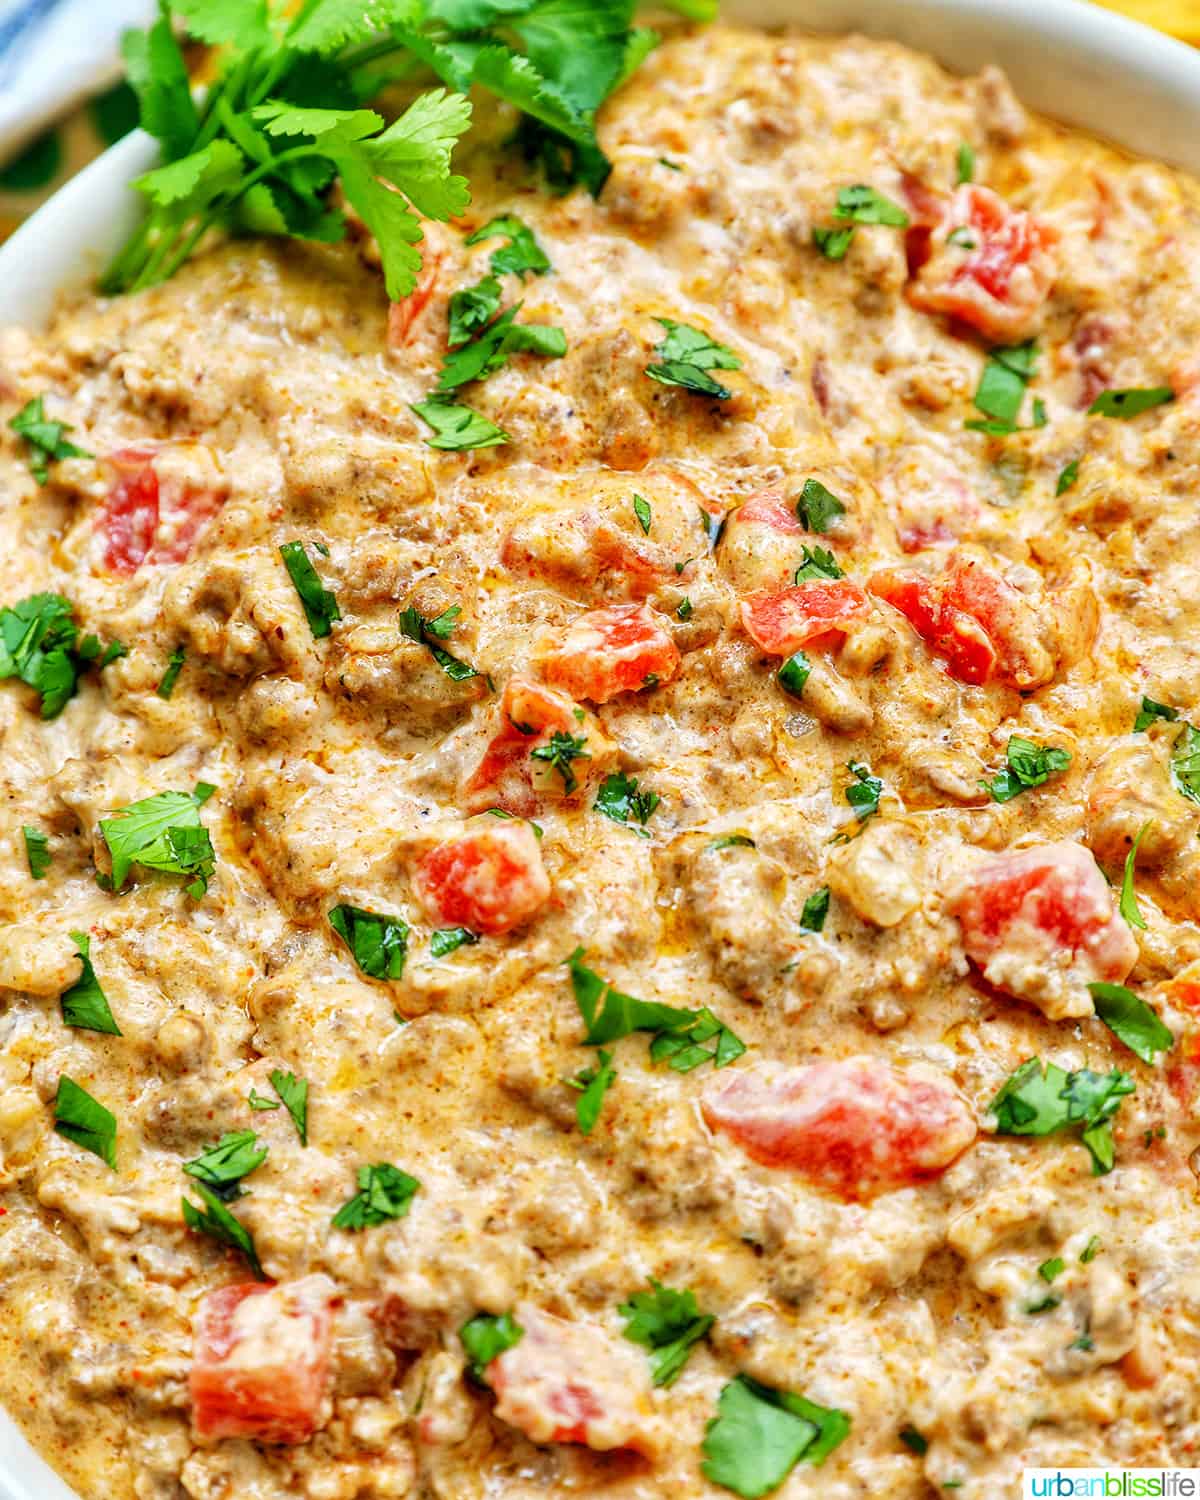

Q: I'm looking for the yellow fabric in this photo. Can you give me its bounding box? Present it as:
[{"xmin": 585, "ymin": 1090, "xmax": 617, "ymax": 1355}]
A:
[{"xmin": 1090, "ymin": 0, "xmax": 1200, "ymax": 41}]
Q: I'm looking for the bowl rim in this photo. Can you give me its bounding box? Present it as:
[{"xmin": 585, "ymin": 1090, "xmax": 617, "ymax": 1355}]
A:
[{"xmin": 3, "ymin": 0, "xmax": 1200, "ymax": 1495}]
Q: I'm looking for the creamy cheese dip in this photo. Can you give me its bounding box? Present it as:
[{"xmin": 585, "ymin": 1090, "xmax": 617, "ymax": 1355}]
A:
[{"xmin": 2, "ymin": 22, "xmax": 1200, "ymax": 1500}]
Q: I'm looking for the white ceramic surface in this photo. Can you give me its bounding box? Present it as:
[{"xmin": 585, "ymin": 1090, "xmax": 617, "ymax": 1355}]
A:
[{"xmin": 2, "ymin": 1, "xmax": 1200, "ymax": 1495}]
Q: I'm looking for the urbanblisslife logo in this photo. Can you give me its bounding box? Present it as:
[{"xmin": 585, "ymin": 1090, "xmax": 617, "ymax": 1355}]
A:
[{"xmin": 1024, "ymin": 1473, "xmax": 1200, "ymax": 1498}]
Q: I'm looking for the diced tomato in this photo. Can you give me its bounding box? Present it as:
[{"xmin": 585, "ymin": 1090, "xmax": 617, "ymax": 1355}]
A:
[
  {"xmin": 949, "ymin": 842, "xmax": 1138, "ymax": 1020},
  {"xmin": 387, "ymin": 251, "xmax": 444, "ymax": 349},
  {"xmin": 701, "ymin": 1057, "xmax": 976, "ymax": 1200},
  {"xmin": 869, "ymin": 552, "xmax": 1052, "ymax": 689},
  {"xmin": 463, "ymin": 676, "xmax": 614, "ymax": 816},
  {"xmin": 740, "ymin": 579, "xmax": 869, "ymax": 656},
  {"xmin": 190, "ymin": 1276, "xmax": 335, "ymax": 1445},
  {"xmin": 98, "ymin": 444, "xmax": 225, "ymax": 575},
  {"xmin": 413, "ymin": 818, "xmax": 550, "ymax": 935},
  {"xmin": 487, "ymin": 1304, "xmax": 659, "ymax": 1455},
  {"xmin": 908, "ymin": 184, "xmax": 1059, "ymax": 343},
  {"xmin": 542, "ymin": 603, "xmax": 680, "ymax": 705},
  {"xmin": 719, "ymin": 490, "xmax": 821, "ymax": 592},
  {"xmin": 735, "ymin": 493, "xmax": 803, "ymax": 533}
]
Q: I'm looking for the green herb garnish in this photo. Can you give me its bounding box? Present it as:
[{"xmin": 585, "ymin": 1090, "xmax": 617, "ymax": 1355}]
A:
[
  {"xmin": 567, "ymin": 1048, "xmax": 617, "ymax": 1134},
  {"xmin": 530, "ymin": 730, "xmax": 590, "ymax": 793},
  {"xmin": 1133, "ymin": 696, "xmax": 1178, "ymax": 733},
  {"xmin": 799, "ymin": 885, "xmax": 831, "ymax": 934},
  {"xmin": 981, "ymin": 735, "xmax": 1071, "ymax": 803},
  {"xmin": 989, "ymin": 1057, "xmax": 1135, "ymax": 1175},
  {"xmin": 795, "ymin": 478, "xmax": 846, "ymax": 532},
  {"xmin": 8, "ymin": 396, "xmax": 91, "ymax": 484},
  {"xmin": 54, "ymin": 1075, "xmax": 118, "ymax": 1169},
  {"xmin": 398, "ymin": 602, "xmax": 479, "ymax": 681},
  {"xmin": 269, "ymin": 1069, "xmax": 309, "ymax": 1144},
  {"xmin": 280, "ymin": 540, "xmax": 341, "ymax": 639},
  {"xmin": 645, "ymin": 318, "xmax": 741, "ymax": 400},
  {"xmin": 595, "ymin": 771, "xmax": 659, "ymax": 834},
  {"xmin": 812, "ymin": 225, "xmax": 854, "ymax": 260},
  {"xmin": 1056, "ymin": 459, "xmax": 1080, "ymax": 496},
  {"xmin": 22, "ymin": 826, "xmax": 50, "ymax": 879},
  {"xmin": 1088, "ymin": 387, "xmax": 1174, "ymax": 419},
  {"xmin": 633, "ymin": 493, "xmax": 652, "ymax": 534},
  {"xmin": 619, "ymin": 1280, "xmax": 714, "ymax": 1387},
  {"xmin": 0, "ymin": 593, "xmax": 117, "ymax": 719},
  {"xmin": 99, "ymin": 783, "xmax": 215, "ymax": 899},
  {"xmin": 833, "ymin": 183, "xmax": 909, "ymax": 226},
  {"xmin": 430, "ymin": 926, "xmax": 479, "ymax": 957},
  {"xmin": 411, "ymin": 396, "xmax": 509, "ymax": 451},
  {"xmin": 332, "ymin": 1162, "xmax": 420, "ymax": 1230},
  {"xmin": 60, "ymin": 933, "xmax": 122, "ymax": 1035},
  {"xmin": 156, "ymin": 646, "xmax": 185, "ymax": 699},
  {"xmin": 702, "ymin": 1376, "xmax": 851, "ymax": 1497},
  {"xmin": 793, "ymin": 545, "xmax": 843, "ymax": 582},
  {"xmin": 1088, "ymin": 982, "xmax": 1172, "ymax": 1065},
  {"xmin": 184, "ymin": 1130, "xmax": 268, "ymax": 1201},
  {"xmin": 1118, "ymin": 821, "xmax": 1151, "ymax": 931},
  {"xmin": 183, "ymin": 1181, "xmax": 264, "ymax": 1278},
  {"xmin": 460, "ymin": 1311, "xmax": 523, "ymax": 1382},
  {"xmin": 844, "ymin": 761, "xmax": 883, "ymax": 823},
  {"xmin": 956, "ymin": 142, "xmax": 975, "ymax": 183},
  {"xmin": 778, "ymin": 650, "xmax": 811, "ymax": 698},
  {"xmin": 329, "ymin": 903, "xmax": 409, "ymax": 981}
]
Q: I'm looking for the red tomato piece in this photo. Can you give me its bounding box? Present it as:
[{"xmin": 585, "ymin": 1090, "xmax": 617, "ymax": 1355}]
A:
[
  {"xmin": 719, "ymin": 491, "xmax": 817, "ymax": 592},
  {"xmin": 908, "ymin": 184, "xmax": 1059, "ymax": 343},
  {"xmin": 734, "ymin": 493, "xmax": 804, "ymax": 533},
  {"xmin": 191, "ymin": 1275, "xmax": 335, "ymax": 1445},
  {"xmin": 701, "ymin": 1057, "xmax": 976, "ymax": 1200},
  {"xmin": 740, "ymin": 579, "xmax": 869, "ymax": 656},
  {"xmin": 413, "ymin": 818, "xmax": 550, "ymax": 935},
  {"xmin": 463, "ymin": 676, "xmax": 613, "ymax": 816},
  {"xmin": 949, "ymin": 842, "xmax": 1138, "ymax": 1020},
  {"xmin": 542, "ymin": 603, "xmax": 681, "ymax": 704},
  {"xmin": 387, "ymin": 251, "xmax": 444, "ymax": 349},
  {"xmin": 869, "ymin": 553, "xmax": 1052, "ymax": 689},
  {"xmin": 487, "ymin": 1304, "xmax": 660, "ymax": 1455},
  {"xmin": 98, "ymin": 444, "xmax": 225, "ymax": 575}
]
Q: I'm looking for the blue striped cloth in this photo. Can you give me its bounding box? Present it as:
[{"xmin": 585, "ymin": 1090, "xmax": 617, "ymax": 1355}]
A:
[{"xmin": 0, "ymin": 0, "xmax": 153, "ymax": 165}]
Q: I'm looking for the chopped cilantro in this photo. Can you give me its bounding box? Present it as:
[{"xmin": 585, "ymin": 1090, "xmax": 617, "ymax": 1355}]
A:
[
  {"xmin": 1088, "ymin": 982, "xmax": 1173, "ymax": 1065},
  {"xmin": 99, "ymin": 784, "xmax": 215, "ymax": 899},
  {"xmin": 54, "ymin": 1075, "xmax": 117, "ymax": 1170},
  {"xmin": 795, "ymin": 478, "xmax": 846, "ymax": 532},
  {"xmin": 60, "ymin": 932, "xmax": 121, "ymax": 1035},
  {"xmin": 430, "ymin": 926, "xmax": 479, "ymax": 957},
  {"xmin": 595, "ymin": 772, "xmax": 659, "ymax": 835},
  {"xmin": 1088, "ymin": 387, "xmax": 1174, "ymax": 419},
  {"xmin": 280, "ymin": 540, "xmax": 341, "ymax": 639},
  {"xmin": 184, "ymin": 1130, "xmax": 268, "ymax": 1201},
  {"xmin": 619, "ymin": 1280, "xmax": 714, "ymax": 1387},
  {"xmin": 411, "ymin": 397, "xmax": 509, "ymax": 451},
  {"xmin": 778, "ymin": 650, "xmax": 811, "ymax": 698},
  {"xmin": 1038, "ymin": 1257, "xmax": 1064, "ymax": 1283},
  {"xmin": 530, "ymin": 730, "xmax": 590, "ymax": 794},
  {"xmin": 22, "ymin": 825, "xmax": 49, "ymax": 879},
  {"xmin": 1056, "ymin": 458, "xmax": 1081, "ymax": 496},
  {"xmin": 332, "ymin": 1162, "xmax": 420, "ymax": 1230},
  {"xmin": 183, "ymin": 1181, "xmax": 264, "ymax": 1279},
  {"xmin": 946, "ymin": 226, "xmax": 976, "ymax": 249},
  {"xmin": 793, "ymin": 545, "xmax": 843, "ymax": 582},
  {"xmin": 460, "ymin": 1311, "xmax": 523, "ymax": 1382},
  {"xmin": 799, "ymin": 885, "xmax": 831, "ymax": 934},
  {"xmin": 156, "ymin": 646, "xmax": 185, "ymax": 699},
  {"xmin": 967, "ymin": 342, "xmax": 1039, "ymax": 434},
  {"xmin": 268, "ymin": 1069, "xmax": 309, "ymax": 1144},
  {"xmin": 645, "ymin": 318, "xmax": 741, "ymax": 400},
  {"xmin": 812, "ymin": 225, "xmax": 854, "ymax": 260},
  {"xmin": 677, "ymin": 597, "xmax": 693, "ymax": 621},
  {"xmin": 707, "ymin": 833, "xmax": 756, "ymax": 851},
  {"xmin": 956, "ymin": 142, "xmax": 975, "ymax": 183},
  {"xmin": 702, "ymin": 1376, "xmax": 851, "ymax": 1497},
  {"xmin": 1026, "ymin": 1291, "xmax": 1062, "ymax": 1315},
  {"xmin": 900, "ymin": 1426, "xmax": 929, "ymax": 1457},
  {"xmin": 844, "ymin": 761, "xmax": 883, "ymax": 823},
  {"xmin": 248, "ymin": 1088, "xmax": 281, "ymax": 1112},
  {"xmin": 329, "ymin": 903, "xmax": 409, "ymax": 981},
  {"xmin": 464, "ymin": 214, "xmax": 551, "ymax": 278},
  {"xmin": 567, "ymin": 1047, "xmax": 616, "ymax": 1134},
  {"xmin": 8, "ymin": 395, "xmax": 91, "ymax": 484},
  {"xmin": 1133, "ymin": 696, "xmax": 1178, "ymax": 733},
  {"xmin": 1170, "ymin": 722, "xmax": 1200, "ymax": 803},
  {"xmin": 448, "ymin": 276, "xmax": 503, "ymax": 346},
  {"xmin": 435, "ymin": 302, "xmax": 565, "ymax": 392},
  {"xmin": 989, "ymin": 1057, "xmax": 1135, "ymax": 1175},
  {"xmin": 833, "ymin": 183, "xmax": 909, "ymax": 226},
  {"xmin": 0, "ymin": 592, "xmax": 118, "ymax": 719},
  {"xmin": 1080, "ymin": 1235, "xmax": 1102, "ymax": 1263},
  {"xmin": 1118, "ymin": 821, "xmax": 1152, "ymax": 932},
  {"xmin": 981, "ymin": 735, "xmax": 1071, "ymax": 803},
  {"xmin": 633, "ymin": 493, "xmax": 652, "ymax": 534},
  {"xmin": 398, "ymin": 602, "xmax": 479, "ymax": 681}
]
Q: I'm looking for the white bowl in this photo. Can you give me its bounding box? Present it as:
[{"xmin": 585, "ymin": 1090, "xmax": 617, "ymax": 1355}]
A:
[{"xmin": 2, "ymin": 0, "xmax": 1200, "ymax": 1495}]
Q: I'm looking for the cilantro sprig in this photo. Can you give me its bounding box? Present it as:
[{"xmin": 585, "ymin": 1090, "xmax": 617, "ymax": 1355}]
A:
[
  {"xmin": 619, "ymin": 1281, "xmax": 714, "ymax": 1387},
  {"xmin": 594, "ymin": 771, "xmax": 659, "ymax": 835},
  {"xmin": 105, "ymin": 0, "xmax": 668, "ymax": 297},
  {"xmin": 0, "ymin": 593, "xmax": 122, "ymax": 720},
  {"xmin": 1088, "ymin": 982, "xmax": 1172, "ymax": 1065}
]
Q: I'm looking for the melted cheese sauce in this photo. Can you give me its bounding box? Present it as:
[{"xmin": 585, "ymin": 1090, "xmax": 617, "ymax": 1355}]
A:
[{"xmin": 1, "ymin": 23, "xmax": 1200, "ymax": 1500}]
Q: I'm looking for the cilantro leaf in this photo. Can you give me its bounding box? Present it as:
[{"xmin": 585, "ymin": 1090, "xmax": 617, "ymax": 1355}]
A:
[
  {"xmin": 530, "ymin": 730, "xmax": 590, "ymax": 793},
  {"xmin": 567, "ymin": 1047, "xmax": 616, "ymax": 1134},
  {"xmin": 799, "ymin": 885, "xmax": 830, "ymax": 934},
  {"xmin": 1056, "ymin": 458, "xmax": 1080, "ymax": 496},
  {"xmin": 844, "ymin": 760, "xmax": 882, "ymax": 823},
  {"xmin": 1170, "ymin": 722, "xmax": 1200, "ymax": 803},
  {"xmin": 795, "ymin": 478, "xmax": 846, "ymax": 532},
  {"xmin": 633, "ymin": 493, "xmax": 652, "ymax": 534},
  {"xmin": 329, "ymin": 903, "xmax": 409, "ymax": 981},
  {"xmin": 594, "ymin": 771, "xmax": 659, "ymax": 834},
  {"xmin": 645, "ymin": 318, "xmax": 741, "ymax": 401},
  {"xmin": 269, "ymin": 1069, "xmax": 309, "ymax": 1144},
  {"xmin": 464, "ymin": 214, "xmax": 551, "ymax": 277},
  {"xmin": 120, "ymin": 10, "xmax": 197, "ymax": 160},
  {"xmin": 285, "ymin": 0, "xmax": 410, "ymax": 54},
  {"xmin": 967, "ymin": 342, "xmax": 1040, "ymax": 433},
  {"xmin": 1088, "ymin": 387, "xmax": 1174, "ymax": 419},
  {"xmin": 702, "ymin": 1376, "xmax": 851, "ymax": 1497},
  {"xmin": 460, "ymin": 1311, "xmax": 523, "ymax": 1381},
  {"xmin": 778, "ymin": 651, "xmax": 811, "ymax": 698},
  {"xmin": 22, "ymin": 826, "xmax": 50, "ymax": 880},
  {"xmin": 1134, "ymin": 696, "xmax": 1178, "ymax": 733},
  {"xmin": 812, "ymin": 225, "xmax": 854, "ymax": 260},
  {"xmin": 54, "ymin": 1076, "xmax": 118, "ymax": 1170},
  {"xmin": 411, "ymin": 397, "xmax": 509, "ymax": 451},
  {"xmin": 981, "ymin": 735, "xmax": 1071, "ymax": 803},
  {"xmin": 1118, "ymin": 820, "xmax": 1152, "ymax": 931},
  {"xmin": 156, "ymin": 646, "xmax": 186, "ymax": 699},
  {"xmin": 280, "ymin": 540, "xmax": 341, "ymax": 639},
  {"xmin": 183, "ymin": 1181, "xmax": 265, "ymax": 1278},
  {"xmin": 60, "ymin": 933, "xmax": 122, "ymax": 1036},
  {"xmin": 448, "ymin": 276, "xmax": 503, "ymax": 346},
  {"xmin": 184, "ymin": 1130, "xmax": 268, "ymax": 1201},
  {"xmin": 398, "ymin": 604, "xmax": 480, "ymax": 680},
  {"xmin": 956, "ymin": 142, "xmax": 975, "ymax": 183},
  {"xmin": 435, "ymin": 302, "xmax": 565, "ymax": 391},
  {"xmin": 0, "ymin": 593, "xmax": 89, "ymax": 719},
  {"xmin": 1088, "ymin": 982, "xmax": 1172, "ymax": 1065},
  {"xmin": 248, "ymin": 1089, "xmax": 281, "ymax": 1111},
  {"xmin": 989, "ymin": 1057, "xmax": 1135, "ymax": 1175},
  {"xmin": 8, "ymin": 396, "xmax": 91, "ymax": 484},
  {"xmin": 833, "ymin": 183, "xmax": 909, "ymax": 226},
  {"xmin": 619, "ymin": 1280, "xmax": 714, "ymax": 1387},
  {"xmin": 793, "ymin": 545, "xmax": 843, "ymax": 582},
  {"xmin": 99, "ymin": 785, "xmax": 215, "ymax": 899},
  {"xmin": 332, "ymin": 1162, "xmax": 420, "ymax": 1230},
  {"xmin": 430, "ymin": 926, "xmax": 479, "ymax": 957}
]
